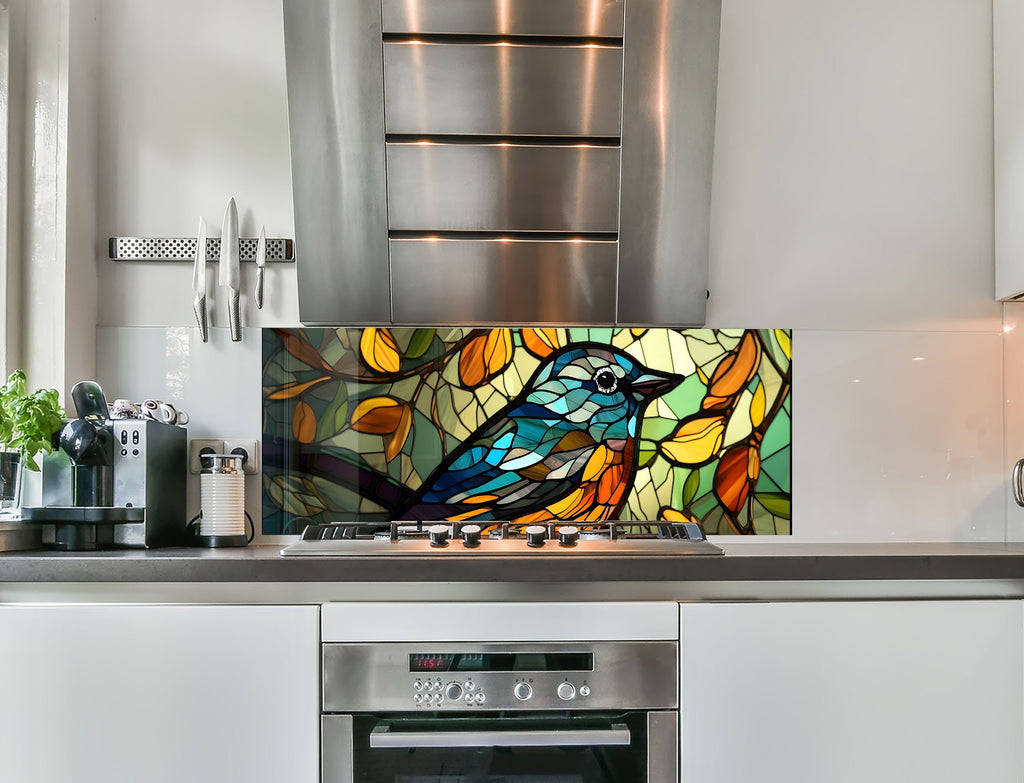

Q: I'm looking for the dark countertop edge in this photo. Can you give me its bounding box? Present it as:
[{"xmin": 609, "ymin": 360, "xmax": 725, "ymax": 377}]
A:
[{"xmin": 2, "ymin": 543, "xmax": 1024, "ymax": 583}]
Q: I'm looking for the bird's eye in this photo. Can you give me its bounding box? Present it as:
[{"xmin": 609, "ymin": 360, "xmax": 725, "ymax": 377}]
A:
[{"xmin": 593, "ymin": 368, "xmax": 619, "ymax": 394}]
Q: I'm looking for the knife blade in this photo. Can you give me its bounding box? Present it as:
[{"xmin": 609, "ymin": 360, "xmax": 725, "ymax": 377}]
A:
[
  {"xmin": 254, "ymin": 224, "xmax": 266, "ymax": 310},
  {"xmin": 192, "ymin": 217, "xmax": 208, "ymax": 342},
  {"xmin": 219, "ymin": 197, "xmax": 241, "ymax": 342}
]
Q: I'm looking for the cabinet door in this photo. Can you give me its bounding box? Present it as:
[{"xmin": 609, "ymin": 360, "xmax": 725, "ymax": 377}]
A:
[
  {"xmin": 0, "ymin": 604, "xmax": 319, "ymax": 783},
  {"xmin": 680, "ymin": 601, "xmax": 1023, "ymax": 783},
  {"xmin": 996, "ymin": 0, "xmax": 1024, "ymax": 299}
]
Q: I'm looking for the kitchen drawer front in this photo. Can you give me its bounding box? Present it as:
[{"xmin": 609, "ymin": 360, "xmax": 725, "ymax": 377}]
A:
[
  {"xmin": 386, "ymin": 143, "xmax": 621, "ymax": 232},
  {"xmin": 381, "ymin": 0, "xmax": 625, "ymax": 37},
  {"xmin": 383, "ymin": 42, "xmax": 623, "ymax": 137},
  {"xmin": 390, "ymin": 239, "xmax": 617, "ymax": 324}
]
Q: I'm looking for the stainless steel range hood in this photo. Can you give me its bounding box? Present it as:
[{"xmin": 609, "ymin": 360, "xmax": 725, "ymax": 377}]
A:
[{"xmin": 283, "ymin": 0, "xmax": 721, "ymax": 326}]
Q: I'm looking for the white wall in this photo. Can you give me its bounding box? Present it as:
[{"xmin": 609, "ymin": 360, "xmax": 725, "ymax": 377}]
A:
[{"xmin": 91, "ymin": 0, "xmax": 1006, "ymax": 542}]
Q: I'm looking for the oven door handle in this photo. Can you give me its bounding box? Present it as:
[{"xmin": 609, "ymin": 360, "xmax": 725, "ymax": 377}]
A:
[{"xmin": 369, "ymin": 723, "xmax": 631, "ymax": 749}]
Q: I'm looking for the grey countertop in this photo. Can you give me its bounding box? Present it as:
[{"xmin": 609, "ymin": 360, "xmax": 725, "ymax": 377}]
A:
[{"xmin": 2, "ymin": 541, "xmax": 1024, "ymax": 586}]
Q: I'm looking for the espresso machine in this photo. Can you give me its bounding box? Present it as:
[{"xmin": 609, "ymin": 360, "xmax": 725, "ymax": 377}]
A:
[{"xmin": 22, "ymin": 381, "xmax": 187, "ymax": 550}]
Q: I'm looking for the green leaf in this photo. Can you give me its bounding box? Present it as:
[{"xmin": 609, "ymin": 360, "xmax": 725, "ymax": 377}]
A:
[
  {"xmin": 405, "ymin": 328, "xmax": 436, "ymax": 359},
  {"xmin": 0, "ymin": 372, "xmax": 64, "ymax": 470},
  {"xmin": 681, "ymin": 469, "xmax": 700, "ymax": 507},
  {"xmin": 755, "ymin": 492, "xmax": 791, "ymax": 519},
  {"xmin": 316, "ymin": 384, "xmax": 349, "ymax": 442}
]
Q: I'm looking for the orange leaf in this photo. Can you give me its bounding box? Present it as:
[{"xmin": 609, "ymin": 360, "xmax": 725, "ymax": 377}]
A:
[
  {"xmin": 292, "ymin": 400, "xmax": 317, "ymax": 443},
  {"xmin": 384, "ymin": 404, "xmax": 413, "ymax": 461},
  {"xmin": 350, "ymin": 396, "xmax": 405, "ymax": 435},
  {"xmin": 707, "ymin": 331, "xmax": 761, "ymax": 400},
  {"xmin": 458, "ymin": 329, "xmax": 513, "ymax": 387},
  {"xmin": 277, "ymin": 329, "xmax": 333, "ymax": 372},
  {"xmin": 522, "ymin": 328, "xmax": 562, "ymax": 358},
  {"xmin": 360, "ymin": 328, "xmax": 401, "ymax": 374},
  {"xmin": 714, "ymin": 444, "xmax": 761, "ymax": 513},
  {"xmin": 266, "ymin": 377, "xmax": 330, "ymax": 400}
]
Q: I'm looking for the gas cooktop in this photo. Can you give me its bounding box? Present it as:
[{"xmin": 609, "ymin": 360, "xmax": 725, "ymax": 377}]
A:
[{"xmin": 280, "ymin": 520, "xmax": 723, "ymax": 557}]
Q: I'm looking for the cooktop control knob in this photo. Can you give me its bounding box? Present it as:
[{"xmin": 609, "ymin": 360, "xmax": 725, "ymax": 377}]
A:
[
  {"xmin": 513, "ymin": 682, "xmax": 533, "ymax": 701},
  {"xmin": 525, "ymin": 524, "xmax": 547, "ymax": 548},
  {"xmin": 557, "ymin": 525, "xmax": 580, "ymax": 546},
  {"xmin": 445, "ymin": 682, "xmax": 464, "ymax": 702},
  {"xmin": 557, "ymin": 682, "xmax": 576, "ymax": 701},
  {"xmin": 428, "ymin": 524, "xmax": 450, "ymax": 547},
  {"xmin": 461, "ymin": 524, "xmax": 482, "ymax": 548}
]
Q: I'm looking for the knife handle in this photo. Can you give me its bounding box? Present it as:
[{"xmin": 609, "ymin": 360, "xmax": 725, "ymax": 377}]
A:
[
  {"xmin": 229, "ymin": 289, "xmax": 241, "ymax": 342},
  {"xmin": 255, "ymin": 267, "xmax": 265, "ymax": 310},
  {"xmin": 193, "ymin": 294, "xmax": 209, "ymax": 343}
]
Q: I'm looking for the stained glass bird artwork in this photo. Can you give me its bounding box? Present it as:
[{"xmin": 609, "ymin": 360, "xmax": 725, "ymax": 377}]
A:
[{"xmin": 399, "ymin": 344, "xmax": 683, "ymax": 523}]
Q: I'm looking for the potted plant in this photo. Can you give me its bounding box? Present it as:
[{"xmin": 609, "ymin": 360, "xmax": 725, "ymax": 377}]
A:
[{"xmin": 0, "ymin": 370, "xmax": 65, "ymax": 515}]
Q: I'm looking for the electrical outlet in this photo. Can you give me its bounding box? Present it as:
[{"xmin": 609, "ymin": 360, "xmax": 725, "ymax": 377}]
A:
[
  {"xmin": 189, "ymin": 439, "xmax": 224, "ymax": 474},
  {"xmin": 223, "ymin": 438, "xmax": 260, "ymax": 475}
]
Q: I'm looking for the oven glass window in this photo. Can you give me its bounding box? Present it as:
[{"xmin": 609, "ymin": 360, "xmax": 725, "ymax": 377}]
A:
[{"xmin": 349, "ymin": 713, "xmax": 647, "ymax": 783}]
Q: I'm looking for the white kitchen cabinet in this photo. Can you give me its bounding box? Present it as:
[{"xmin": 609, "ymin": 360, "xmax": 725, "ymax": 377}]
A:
[
  {"xmin": 679, "ymin": 601, "xmax": 1023, "ymax": 783},
  {"xmin": 0, "ymin": 604, "xmax": 319, "ymax": 783},
  {"xmin": 996, "ymin": 0, "xmax": 1024, "ymax": 299}
]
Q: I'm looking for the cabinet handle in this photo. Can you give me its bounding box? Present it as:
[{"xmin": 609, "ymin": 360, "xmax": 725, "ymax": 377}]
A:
[
  {"xmin": 369, "ymin": 724, "xmax": 630, "ymax": 749},
  {"xmin": 1013, "ymin": 459, "xmax": 1024, "ymax": 507}
]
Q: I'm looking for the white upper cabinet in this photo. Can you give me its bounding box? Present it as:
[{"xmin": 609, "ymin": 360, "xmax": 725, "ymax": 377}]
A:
[{"xmin": 996, "ymin": 0, "xmax": 1024, "ymax": 299}]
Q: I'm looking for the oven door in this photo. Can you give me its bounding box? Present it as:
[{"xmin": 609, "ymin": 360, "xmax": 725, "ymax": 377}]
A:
[{"xmin": 323, "ymin": 711, "xmax": 677, "ymax": 783}]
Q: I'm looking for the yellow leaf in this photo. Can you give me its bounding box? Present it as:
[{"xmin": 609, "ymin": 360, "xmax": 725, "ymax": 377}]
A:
[
  {"xmin": 350, "ymin": 396, "xmax": 404, "ymax": 435},
  {"xmin": 660, "ymin": 507, "xmax": 699, "ymax": 523},
  {"xmin": 360, "ymin": 328, "xmax": 401, "ymax": 374},
  {"xmin": 659, "ymin": 415, "xmax": 726, "ymax": 466},
  {"xmin": 750, "ymin": 381, "xmax": 766, "ymax": 428},
  {"xmin": 774, "ymin": 329, "xmax": 792, "ymax": 360}
]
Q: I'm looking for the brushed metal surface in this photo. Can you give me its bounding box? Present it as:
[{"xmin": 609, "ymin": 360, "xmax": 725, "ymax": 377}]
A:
[
  {"xmin": 382, "ymin": 0, "xmax": 625, "ymax": 37},
  {"xmin": 285, "ymin": 531, "xmax": 722, "ymax": 556},
  {"xmin": 369, "ymin": 724, "xmax": 631, "ymax": 748},
  {"xmin": 617, "ymin": 0, "xmax": 721, "ymax": 325},
  {"xmin": 390, "ymin": 238, "xmax": 617, "ymax": 324},
  {"xmin": 386, "ymin": 143, "xmax": 621, "ymax": 231},
  {"xmin": 384, "ymin": 42, "xmax": 623, "ymax": 137},
  {"xmin": 647, "ymin": 711, "xmax": 679, "ymax": 783},
  {"xmin": 322, "ymin": 641, "xmax": 678, "ymax": 712},
  {"xmin": 322, "ymin": 715, "xmax": 354, "ymax": 783},
  {"xmin": 283, "ymin": 0, "xmax": 391, "ymax": 325}
]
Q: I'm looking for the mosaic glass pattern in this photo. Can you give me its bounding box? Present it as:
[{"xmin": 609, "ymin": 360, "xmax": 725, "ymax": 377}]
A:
[{"xmin": 262, "ymin": 328, "xmax": 792, "ymax": 535}]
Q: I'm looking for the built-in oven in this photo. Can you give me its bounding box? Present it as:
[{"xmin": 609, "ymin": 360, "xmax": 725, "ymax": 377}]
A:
[{"xmin": 321, "ymin": 619, "xmax": 680, "ymax": 783}]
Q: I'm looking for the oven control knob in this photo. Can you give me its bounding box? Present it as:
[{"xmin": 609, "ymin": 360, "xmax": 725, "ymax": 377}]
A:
[
  {"xmin": 428, "ymin": 524, "xmax": 450, "ymax": 547},
  {"xmin": 513, "ymin": 682, "xmax": 533, "ymax": 701},
  {"xmin": 445, "ymin": 682, "xmax": 464, "ymax": 701},
  {"xmin": 557, "ymin": 682, "xmax": 576, "ymax": 701},
  {"xmin": 461, "ymin": 524, "xmax": 482, "ymax": 548},
  {"xmin": 525, "ymin": 525, "xmax": 547, "ymax": 547},
  {"xmin": 579, "ymin": 685, "xmax": 591, "ymax": 697},
  {"xmin": 557, "ymin": 525, "xmax": 580, "ymax": 546}
]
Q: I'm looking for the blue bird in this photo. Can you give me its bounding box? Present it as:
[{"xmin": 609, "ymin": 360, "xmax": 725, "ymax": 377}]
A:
[{"xmin": 400, "ymin": 343, "xmax": 683, "ymax": 524}]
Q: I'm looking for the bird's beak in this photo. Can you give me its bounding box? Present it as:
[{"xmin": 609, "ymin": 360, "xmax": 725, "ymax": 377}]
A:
[{"xmin": 632, "ymin": 369, "xmax": 683, "ymax": 398}]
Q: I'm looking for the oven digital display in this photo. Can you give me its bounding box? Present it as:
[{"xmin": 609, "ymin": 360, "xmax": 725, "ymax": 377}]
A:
[{"xmin": 409, "ymin": 652, "xmax": 594, "ymax": 673}]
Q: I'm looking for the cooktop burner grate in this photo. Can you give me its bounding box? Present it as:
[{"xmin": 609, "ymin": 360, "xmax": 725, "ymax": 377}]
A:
[{"xmin": 280, "ymin": 520, "xmax": 723, "ymax": 557}]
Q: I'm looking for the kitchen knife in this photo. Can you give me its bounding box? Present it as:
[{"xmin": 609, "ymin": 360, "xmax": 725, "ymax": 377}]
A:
[
  {"xmin": 219, "ymin": 197, "xmax": 241, "ymax": 342},
  {"xmin": 192, "ymin": 217, "xmax": 209, "ymax": 342},
  {"xmin": 254, "ymin": 224, "xmax": 266, "ymax": 310}
]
